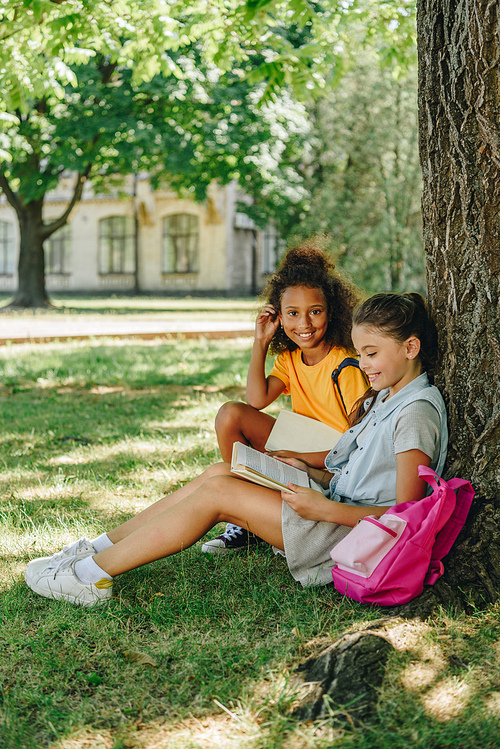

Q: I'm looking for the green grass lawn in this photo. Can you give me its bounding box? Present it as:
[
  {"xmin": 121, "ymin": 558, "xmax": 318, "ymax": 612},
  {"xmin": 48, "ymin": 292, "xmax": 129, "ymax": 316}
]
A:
[{"xmin": 0, "ymin": 336, "xmax": 499, "ymax": 749}]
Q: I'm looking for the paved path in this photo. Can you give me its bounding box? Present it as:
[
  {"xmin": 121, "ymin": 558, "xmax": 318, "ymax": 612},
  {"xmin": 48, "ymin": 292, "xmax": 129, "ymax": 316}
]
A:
[{"xmin": 0, "ymin": 315, "xmax": 254, "ymax": 345}]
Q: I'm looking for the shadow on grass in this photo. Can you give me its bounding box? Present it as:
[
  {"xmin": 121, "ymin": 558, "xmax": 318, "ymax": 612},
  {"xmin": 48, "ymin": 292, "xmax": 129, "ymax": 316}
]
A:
[
  {"xmin": 0, "ymin": 386, "xmax": 228, "ymax": 452},
  {"xmin": 3, "ymin": 341, "xmax": 498, "ymax": 747}
]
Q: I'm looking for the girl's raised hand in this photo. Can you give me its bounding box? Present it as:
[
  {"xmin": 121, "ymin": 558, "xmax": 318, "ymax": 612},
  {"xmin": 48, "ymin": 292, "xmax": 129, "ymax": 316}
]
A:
[
  {"xmin": 255, "ymin": 304, "xmax": 280, "ymax": 343},
  {"xmin": 281, "ymin": 484, "xmax": 334, "ymax": 522}
]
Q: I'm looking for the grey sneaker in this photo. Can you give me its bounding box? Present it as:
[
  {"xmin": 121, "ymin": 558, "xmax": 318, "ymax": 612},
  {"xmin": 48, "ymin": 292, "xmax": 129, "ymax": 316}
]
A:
[
  {"xmin": 25, "ymin": 556, "xmax": 113, "ymax": 606},
  {"xmin": 201, "ymin": 524, "xmax": 261, "ymax": 554}
]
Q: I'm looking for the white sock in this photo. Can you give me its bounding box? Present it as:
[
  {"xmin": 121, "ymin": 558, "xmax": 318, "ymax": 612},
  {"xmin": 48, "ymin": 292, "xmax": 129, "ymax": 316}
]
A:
[
  {"xmin": 91, "ymin": 532, "xmax": 114, "ymax": 553},
  {"xmin": 75, "ymin": 555, "xmax": 113, "ymax": 584}
]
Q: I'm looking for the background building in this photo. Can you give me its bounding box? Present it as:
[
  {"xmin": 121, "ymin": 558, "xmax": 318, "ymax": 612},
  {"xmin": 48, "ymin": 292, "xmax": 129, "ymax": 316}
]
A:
[{"xmin": 0, "ymin": 176, "xmax": 284, "ymax": 296}]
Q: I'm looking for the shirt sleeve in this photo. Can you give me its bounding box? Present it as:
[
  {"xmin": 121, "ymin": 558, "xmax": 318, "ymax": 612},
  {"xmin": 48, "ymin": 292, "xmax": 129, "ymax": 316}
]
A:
[
  {"xmin": 393, "ymin": 400, "xmax": 442, "ymax": 465},
  {"xmin": 268, "ymin": 352, "xmax": 290, "ymax": 392}
]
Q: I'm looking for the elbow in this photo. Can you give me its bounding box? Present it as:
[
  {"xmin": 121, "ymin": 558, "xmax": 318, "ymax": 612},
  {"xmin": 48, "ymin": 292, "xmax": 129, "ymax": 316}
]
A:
[{"xmin": 246, "ymin": 394, "xmax": 267, "ymax": 410}]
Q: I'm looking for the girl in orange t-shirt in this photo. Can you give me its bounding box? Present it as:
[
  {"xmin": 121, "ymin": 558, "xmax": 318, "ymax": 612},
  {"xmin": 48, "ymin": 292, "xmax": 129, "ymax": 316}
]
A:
[{"xmin": 203, "ymin": 240, "xmax": 367, "ymax": 553}]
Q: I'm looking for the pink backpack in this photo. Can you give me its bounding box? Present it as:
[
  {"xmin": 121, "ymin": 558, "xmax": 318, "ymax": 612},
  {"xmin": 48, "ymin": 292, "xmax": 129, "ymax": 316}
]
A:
[{"xmin": 330, "ymin": 466, "xmax": 474, "ymax": 606}]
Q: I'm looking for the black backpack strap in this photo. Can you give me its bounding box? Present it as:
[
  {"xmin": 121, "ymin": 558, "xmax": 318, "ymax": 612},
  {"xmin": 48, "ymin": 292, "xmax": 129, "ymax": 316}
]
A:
[{"xmin": 331, "ymin": 357, "xmax": 361, "ymax": 415}]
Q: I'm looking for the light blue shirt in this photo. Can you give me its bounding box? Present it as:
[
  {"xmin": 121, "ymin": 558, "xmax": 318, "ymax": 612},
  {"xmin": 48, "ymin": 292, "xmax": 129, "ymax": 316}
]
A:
[{"xmin": 324, "ymin": 373, "xmax": 448, "ymax": 507}]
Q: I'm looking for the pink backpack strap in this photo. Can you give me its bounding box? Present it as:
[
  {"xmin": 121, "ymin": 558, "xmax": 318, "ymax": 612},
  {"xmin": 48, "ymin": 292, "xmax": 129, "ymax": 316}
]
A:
[
  {"xmin": 424, "ymin": 473, "xmax": 474, "ymax": 585},
  {"xmin": 417, "ymin": 465, "xmax": 449, "ymax": 493}
]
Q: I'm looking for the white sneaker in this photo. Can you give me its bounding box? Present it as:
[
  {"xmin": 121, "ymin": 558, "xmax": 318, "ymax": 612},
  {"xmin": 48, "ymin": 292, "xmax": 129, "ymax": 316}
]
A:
[
  {"xmin": 26, "ymin": 537, "xmax": 97, "ymax": 575},
  {"xmin": 25, "ymin": 556, "xmax": 113, "ymax": 606}
]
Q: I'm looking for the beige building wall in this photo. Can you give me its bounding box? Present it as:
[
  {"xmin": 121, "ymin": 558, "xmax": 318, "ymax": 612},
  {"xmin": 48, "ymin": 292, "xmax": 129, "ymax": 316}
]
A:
[{"xmin": 0, "ymin": 175, "xmax": 281, "ymax": 295}]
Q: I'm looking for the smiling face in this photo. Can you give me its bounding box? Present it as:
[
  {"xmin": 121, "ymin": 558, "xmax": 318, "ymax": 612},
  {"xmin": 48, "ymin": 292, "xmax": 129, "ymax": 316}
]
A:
[
  {"xmin": 351, "ymin": 323, "xmax": 423, "ymax": 397},
  {"xmin": 279, "ymin": 285, "xmax": 330, "ymax": 364}
]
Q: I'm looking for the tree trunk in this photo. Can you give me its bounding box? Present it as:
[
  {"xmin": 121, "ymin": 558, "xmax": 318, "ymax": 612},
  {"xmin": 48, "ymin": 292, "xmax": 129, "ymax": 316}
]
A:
[
  {"xmin": 417, "ymin": 0, "xmax": 500, "ymax": 606},
  {"xmin": 0, "ymin": 169, "xmax": 89, "ymax": 309},
  {"xmin": 10, "ymin": 200, "xmax": 51, "ymax": 308}
]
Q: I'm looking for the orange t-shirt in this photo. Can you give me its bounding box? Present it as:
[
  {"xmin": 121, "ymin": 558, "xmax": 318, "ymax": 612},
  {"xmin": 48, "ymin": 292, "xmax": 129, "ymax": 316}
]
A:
[{"xmin": 269, "ymin": 347, "xmax": 368, "ymax": 433}]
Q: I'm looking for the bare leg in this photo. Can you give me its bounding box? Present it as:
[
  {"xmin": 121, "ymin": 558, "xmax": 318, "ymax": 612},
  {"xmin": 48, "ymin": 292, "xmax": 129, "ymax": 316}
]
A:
[
  {"xmin": 215, "ymin": 401, "xmax": 276, "ymax": 462},
  {"xmin": 95, "ymin": 475, "xmax": 284, "ymax": 577},
  {"xmin": 107, "ymin": 462, "xmax": 231, "ymax": 544}
]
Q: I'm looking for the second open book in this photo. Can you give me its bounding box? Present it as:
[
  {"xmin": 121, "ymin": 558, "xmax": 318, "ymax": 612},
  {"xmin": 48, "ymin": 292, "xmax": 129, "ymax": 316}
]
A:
[{"xmin": 264, "ymin": 410, "xmax": 342, "ymax": 453}]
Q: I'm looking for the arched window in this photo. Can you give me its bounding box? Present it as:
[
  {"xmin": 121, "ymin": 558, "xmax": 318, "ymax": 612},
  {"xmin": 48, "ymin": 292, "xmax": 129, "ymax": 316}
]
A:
[
  {"xmin": 99, "ymin": 216, "xmax": 135, "ymax": 274},
  {"xmin": 0, "ymin": 220, "xmax": 14, "ymax": 275},
  {"xmin": 162, "ymin": 214, "xmax": 199, "ymax": 274},
  {"xmin": 46, "ymin": 224, "xmax": 71, "ymax": 274}
]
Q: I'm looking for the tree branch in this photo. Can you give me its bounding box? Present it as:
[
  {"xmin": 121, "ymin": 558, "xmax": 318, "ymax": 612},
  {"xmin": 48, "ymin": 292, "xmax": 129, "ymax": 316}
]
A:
[
  {"xmin": 0, "ymin": 168, "xmax": 23, "ymax": 217},
  {"xmin": 41, "ymin": 166, "xmax": 92, "ymax": 239}
]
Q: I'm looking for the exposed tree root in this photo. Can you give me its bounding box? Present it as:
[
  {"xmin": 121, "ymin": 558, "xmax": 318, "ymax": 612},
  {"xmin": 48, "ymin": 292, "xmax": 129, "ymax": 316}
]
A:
[{"xmin": 291, "ymin": 630, "xmax": 394, "ymax": 724}]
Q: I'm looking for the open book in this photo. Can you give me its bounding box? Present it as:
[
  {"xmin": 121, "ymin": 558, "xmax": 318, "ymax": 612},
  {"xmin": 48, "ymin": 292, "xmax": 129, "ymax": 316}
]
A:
[
  {"xmin": 231, "ymin": 441, "xmax": 310, "ymax": 491},
  {"xmin": 265, "ymin": 410, "xmax": 342, "ymax": 453}
]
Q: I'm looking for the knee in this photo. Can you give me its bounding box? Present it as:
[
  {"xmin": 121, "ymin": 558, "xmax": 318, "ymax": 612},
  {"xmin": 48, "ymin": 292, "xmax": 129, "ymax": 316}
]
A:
[
  {"xmin": 215, "ymin": 401, "xmax": 248, "ymax": 435},
  {"xmin": 203, "ymin": 462, "xmax": 232, "ymax": 480},
  {"xmin": 201, "ymin": 473, "xmax": 236, "ymax": 514}
]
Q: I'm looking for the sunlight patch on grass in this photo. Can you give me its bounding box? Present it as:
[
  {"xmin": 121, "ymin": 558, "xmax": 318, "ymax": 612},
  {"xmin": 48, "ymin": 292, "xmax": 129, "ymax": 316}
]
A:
[
  {"xmin": 485, "ymin": 692, "xmax": 500, "ymax": 715},
  {"xmin": 422, "ymin": 677, "xmax": 472, "ymax": 721},
  {"xmin": 132, "ymin": 713, "xmax": 255, "ymax": 749},
  {"xmin": 9, "ymin": 483, "xmax": 86, "ymax": 502},
  {"xmin": 393, "ymin": 620, "xmax": 447, "ymax": 692},
  {"xmin": 400, "ymin": 660, "xmax": 443, "ymax": 690},
  {"xmin": 47, "ymin": 727, "xmax": 114, "ymax": 749}
]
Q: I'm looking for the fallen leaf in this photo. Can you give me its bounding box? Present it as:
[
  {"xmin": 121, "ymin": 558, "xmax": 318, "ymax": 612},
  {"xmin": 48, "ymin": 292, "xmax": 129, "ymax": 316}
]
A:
[{"xmin": 122, "ymin": 650, "xmax": 158, "ymax": 668}]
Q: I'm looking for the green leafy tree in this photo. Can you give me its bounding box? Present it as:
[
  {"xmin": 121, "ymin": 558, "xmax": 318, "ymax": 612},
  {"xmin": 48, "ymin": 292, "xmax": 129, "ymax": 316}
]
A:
[
  {"xmin": 0, "ymin": 52, "xmax": 309, "ymax": 307},
  {"xmin": 0, "ymin": 0, "xmax": 351, "ymax": 109},
  {"xmin": 0, "ymin": 0, "xmax": 418, "ymax": 307}
]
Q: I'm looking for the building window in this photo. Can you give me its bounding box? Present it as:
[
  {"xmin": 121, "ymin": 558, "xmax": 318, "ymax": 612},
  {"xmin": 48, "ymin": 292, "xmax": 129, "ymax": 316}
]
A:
[
  {"xmin": 262, "ymin": 225, "xmax": 285, "ymax": 275},
  {"xmin": 162, "ymin": 214, "xmax": 199, "ymax": 273},
  {"xmin": 0, "ymin": 220, "xmax": 14, "ymax": 275},
  {"xmin": 46, "ymin": 224, "xmax": 71, "ymax": 274},
  {"xmin": 99, "ymin": 216, "xmax": 135, "ymax": 274}
]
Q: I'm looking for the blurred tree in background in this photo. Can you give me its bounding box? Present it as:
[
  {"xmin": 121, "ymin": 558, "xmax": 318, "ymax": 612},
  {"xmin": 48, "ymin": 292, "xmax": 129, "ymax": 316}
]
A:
[
  {"xmin": 0, "ymin": 51, "xmax": 309, "ymax": 307},
  {"xmin": 294, "ymin": 57, "xmax": 423, "ymax": 293},
  {"xmin": 0, "ymin": 0, "xmax": 420, "ymax": 303}
]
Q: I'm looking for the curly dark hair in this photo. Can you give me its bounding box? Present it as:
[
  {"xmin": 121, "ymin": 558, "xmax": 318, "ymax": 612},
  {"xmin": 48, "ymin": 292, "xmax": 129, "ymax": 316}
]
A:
[{"xmin": 263, "ymin": 238, "xmax": 360, "ymax": 356}]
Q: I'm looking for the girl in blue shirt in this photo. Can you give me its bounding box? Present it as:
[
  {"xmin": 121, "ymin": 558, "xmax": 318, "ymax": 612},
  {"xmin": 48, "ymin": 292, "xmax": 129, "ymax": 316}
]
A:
[{"xmin": 25, "ymin": 292, "xmax": 448, "ymax": 604}]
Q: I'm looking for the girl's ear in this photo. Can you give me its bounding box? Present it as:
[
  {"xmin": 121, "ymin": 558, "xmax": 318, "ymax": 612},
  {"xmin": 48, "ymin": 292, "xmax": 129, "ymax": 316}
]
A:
[{"xmin": 406, "ymin": 336, "xmax": 421, "ymax": 360}]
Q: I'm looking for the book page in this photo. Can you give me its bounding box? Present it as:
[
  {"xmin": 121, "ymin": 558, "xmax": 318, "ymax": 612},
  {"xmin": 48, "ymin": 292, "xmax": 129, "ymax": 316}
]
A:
[
  {"xmin": 265, "ymin": 410, "xmax": 342, "ymax": 453},
  {"xmin": 234, "ymin": 442, "xmax": 310, "ymax": 488}
]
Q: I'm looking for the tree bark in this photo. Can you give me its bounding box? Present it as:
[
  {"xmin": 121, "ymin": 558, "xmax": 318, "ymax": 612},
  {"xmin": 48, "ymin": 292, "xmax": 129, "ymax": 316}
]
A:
[{"xmin": 417, "ymin": 0, "xmax": 500, "ymax": 606}]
